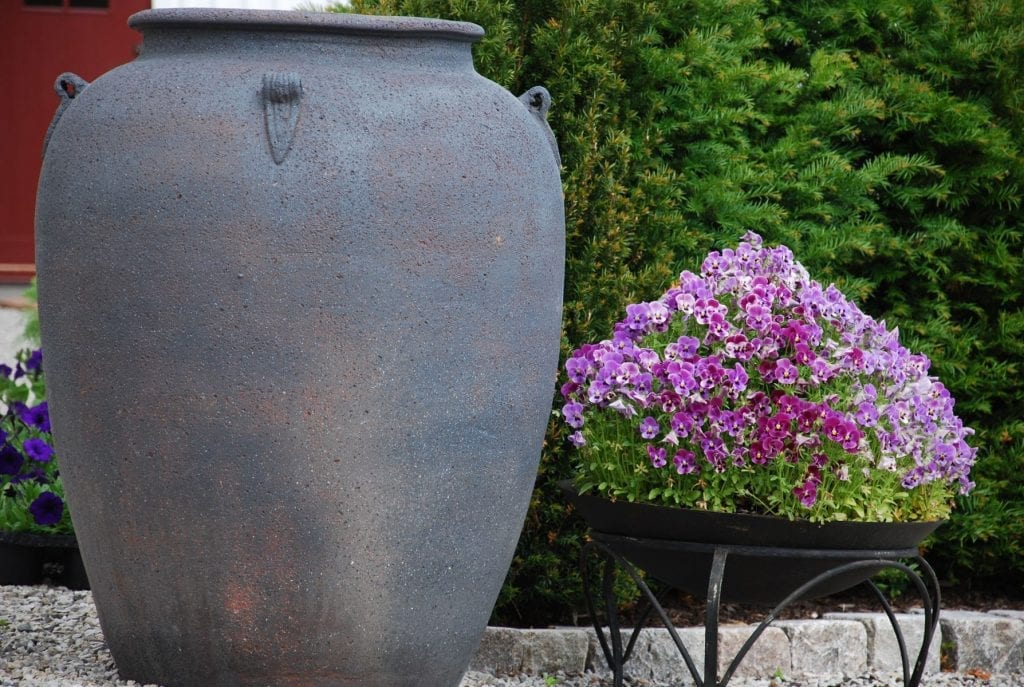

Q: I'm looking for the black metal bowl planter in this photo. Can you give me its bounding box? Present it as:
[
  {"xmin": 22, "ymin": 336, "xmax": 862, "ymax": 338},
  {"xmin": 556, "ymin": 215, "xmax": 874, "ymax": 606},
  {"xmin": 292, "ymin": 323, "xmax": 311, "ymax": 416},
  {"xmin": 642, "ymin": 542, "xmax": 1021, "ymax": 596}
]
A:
[
  {"xmin": 563, "ymin": 483, "xmax": 942, "ymax": 687},
  {"xmin": 564, "ymin": 481, "xmax": 942, "ymax": 604}
]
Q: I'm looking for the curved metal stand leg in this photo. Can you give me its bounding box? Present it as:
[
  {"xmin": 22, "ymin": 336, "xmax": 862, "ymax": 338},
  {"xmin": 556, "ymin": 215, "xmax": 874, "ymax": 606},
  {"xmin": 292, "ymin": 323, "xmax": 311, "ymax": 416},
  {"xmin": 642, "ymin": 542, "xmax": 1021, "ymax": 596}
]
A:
[
  {"xmin": 582, "ymin": 538, "xmax": 941, "ymax": 687},
  {"xmin": 704, "ymin": 549, "xmax": 728, "ymax": 687},
  {"xmin": 868, "ymin": 558, "xmax": 940, "ymax": 687},
  {"xmin": 867, "ymin": 580, "xmax": 912, "ymax": 685},
  {"xmin": 864, "ymin": 557, "xmax": 941, "ymax": 687},
  {"xmin": 581, "ymin": 541, "xmax": 673, "ymax": 687},
  {"xmin": 581, "ymin": 542, "xmax": 622, "ymax": 687},
  {"xmin": 721, "ymin": 559, "xmax": 934, "ymax": 686},
  {"xmin": 584, "ymin": 543, "xmax": 704, "ymax": 685},
  {"xmin": 603, "ymin": 551, "xmax": 625, "ymax": 687},
  {"xmin": 912, "ymin": 556, "xmax": 942, "ymax": 687}
]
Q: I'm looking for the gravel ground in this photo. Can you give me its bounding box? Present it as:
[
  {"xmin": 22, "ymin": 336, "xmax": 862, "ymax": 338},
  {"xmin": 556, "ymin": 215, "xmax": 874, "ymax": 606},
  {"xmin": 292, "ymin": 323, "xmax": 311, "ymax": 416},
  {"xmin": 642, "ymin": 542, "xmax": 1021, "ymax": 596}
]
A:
[{"xmin": 1, "ymin": 586, "xmax": 1021, "ymax": 687}]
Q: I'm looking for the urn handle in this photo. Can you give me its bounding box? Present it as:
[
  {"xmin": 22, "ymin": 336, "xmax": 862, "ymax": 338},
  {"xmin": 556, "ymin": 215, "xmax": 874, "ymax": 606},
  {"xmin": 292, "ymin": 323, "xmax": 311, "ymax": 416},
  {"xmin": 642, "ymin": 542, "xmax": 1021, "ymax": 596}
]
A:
[
  {"xmin": 262, "ymin": 72, "xmax": 303, "ymax": 165},
  {"xmin": 519, "ymin": 85, "xmax": 561, "ymax": 169},
  {"xmin": 42, "ymin": 73, "xmax": 89, "ymax": 160}
]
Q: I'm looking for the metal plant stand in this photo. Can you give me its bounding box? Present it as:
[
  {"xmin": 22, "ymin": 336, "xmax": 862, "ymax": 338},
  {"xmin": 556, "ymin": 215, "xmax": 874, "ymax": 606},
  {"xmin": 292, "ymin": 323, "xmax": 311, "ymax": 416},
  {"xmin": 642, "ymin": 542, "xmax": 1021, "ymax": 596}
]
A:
[{"xmin": 582, "ymin": 532, "xmax": 941, "ymax": 687}]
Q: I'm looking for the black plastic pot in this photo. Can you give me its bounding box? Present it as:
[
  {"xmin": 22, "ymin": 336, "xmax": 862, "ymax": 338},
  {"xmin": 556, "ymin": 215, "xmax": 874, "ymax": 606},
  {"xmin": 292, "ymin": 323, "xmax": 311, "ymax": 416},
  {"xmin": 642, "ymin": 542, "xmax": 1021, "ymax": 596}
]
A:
[
  {"xmin": 0, "ymin": 531, "xmax": 90, "ymax": 589},
  {"xmin": 561, "ymin": 481, "xmax": 942, "ymax": 606}
]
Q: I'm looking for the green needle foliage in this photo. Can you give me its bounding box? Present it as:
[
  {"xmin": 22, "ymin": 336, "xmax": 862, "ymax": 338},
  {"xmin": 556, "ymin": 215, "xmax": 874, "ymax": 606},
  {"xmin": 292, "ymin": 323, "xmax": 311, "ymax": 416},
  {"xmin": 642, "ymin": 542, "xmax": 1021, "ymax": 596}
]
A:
[{"xmin": 332, "ymin": 0, "xmax": 1024, "ymax": 623}]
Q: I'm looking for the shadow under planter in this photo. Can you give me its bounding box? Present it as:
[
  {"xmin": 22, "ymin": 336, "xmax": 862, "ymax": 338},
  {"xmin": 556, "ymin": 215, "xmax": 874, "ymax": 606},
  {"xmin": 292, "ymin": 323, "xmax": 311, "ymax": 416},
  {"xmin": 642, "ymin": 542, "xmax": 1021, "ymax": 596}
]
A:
[{"xmin": 0, "ymin": 531, "xmax": 90, "ymax": 590}]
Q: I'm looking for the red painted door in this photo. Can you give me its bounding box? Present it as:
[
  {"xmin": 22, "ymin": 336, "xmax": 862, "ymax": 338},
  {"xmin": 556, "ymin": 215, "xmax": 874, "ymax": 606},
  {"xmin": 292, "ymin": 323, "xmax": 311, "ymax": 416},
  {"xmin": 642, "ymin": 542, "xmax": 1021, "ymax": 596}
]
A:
[{"xmin": 0, "ymin": 0, "xmax": 149, "ymax": 283}]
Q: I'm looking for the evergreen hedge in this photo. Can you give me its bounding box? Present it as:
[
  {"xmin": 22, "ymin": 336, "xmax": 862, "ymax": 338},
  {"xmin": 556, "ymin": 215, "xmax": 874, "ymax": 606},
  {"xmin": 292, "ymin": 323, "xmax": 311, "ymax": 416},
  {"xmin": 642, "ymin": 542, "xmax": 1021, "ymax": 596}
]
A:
[{"xmin": 333, "ymin": 0, "xmax": 1024, "ymax": 624}]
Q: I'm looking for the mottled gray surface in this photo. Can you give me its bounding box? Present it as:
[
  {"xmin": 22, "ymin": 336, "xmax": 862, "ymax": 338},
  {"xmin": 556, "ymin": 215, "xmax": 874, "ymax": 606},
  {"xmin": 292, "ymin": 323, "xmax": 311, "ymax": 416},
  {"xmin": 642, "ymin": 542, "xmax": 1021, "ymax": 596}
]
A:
[
  {"xmin": 940, "ymin": 611, "xmax": 1024, "ymax": 674},
  {"xmin": 775, "ymin": 619, "xmax": 869, "ymax": 677},
  {"xmin": 824, "ymin": 612, "xmax": 942, "ymax": 674},
  {"xmin": 33, "ymin": 7, "xmax": 563, "ymax": 687}
]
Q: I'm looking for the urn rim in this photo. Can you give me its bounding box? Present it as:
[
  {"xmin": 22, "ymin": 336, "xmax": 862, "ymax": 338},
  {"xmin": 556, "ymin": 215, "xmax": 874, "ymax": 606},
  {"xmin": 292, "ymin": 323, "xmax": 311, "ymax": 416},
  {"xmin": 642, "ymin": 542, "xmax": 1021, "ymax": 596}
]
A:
[{"xmin": 128, "ymin": 8, "xmax": 485, "ymax": 43}]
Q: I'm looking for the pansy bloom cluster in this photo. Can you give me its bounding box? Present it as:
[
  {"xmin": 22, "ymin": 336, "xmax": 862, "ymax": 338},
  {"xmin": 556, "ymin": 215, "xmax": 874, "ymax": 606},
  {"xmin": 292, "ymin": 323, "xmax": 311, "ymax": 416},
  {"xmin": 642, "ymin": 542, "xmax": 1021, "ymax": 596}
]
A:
[
  {"xmin": 561, "ymin": 233, "xmax": 976, "ymax": 522},
  {"xmin": 0, "ymin": 348, "xmax": 72, "ymax": 534}
]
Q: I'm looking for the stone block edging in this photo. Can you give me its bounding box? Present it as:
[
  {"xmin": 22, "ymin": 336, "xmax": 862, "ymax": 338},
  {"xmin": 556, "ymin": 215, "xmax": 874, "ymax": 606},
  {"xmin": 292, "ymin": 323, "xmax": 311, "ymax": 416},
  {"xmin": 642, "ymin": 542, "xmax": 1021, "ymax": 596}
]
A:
[{"xmin": 470, "ymin": 610, "xmax": 1024, "ymax": 679}]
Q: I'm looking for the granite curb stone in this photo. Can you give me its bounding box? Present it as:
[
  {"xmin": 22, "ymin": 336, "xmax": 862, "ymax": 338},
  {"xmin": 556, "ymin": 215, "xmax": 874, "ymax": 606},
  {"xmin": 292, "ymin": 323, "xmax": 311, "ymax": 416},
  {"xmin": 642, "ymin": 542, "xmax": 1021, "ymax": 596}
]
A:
[
  {"xmin": 823, "ymin": 612, "xmax": 941, "ymax": 674},
  {"xmin": 939, "ymin": 610, "xmax": 1024, "ymax": 674},
  {"xmin": 472, "ymin": 628, "xmax": 591, "ymax": 675},
  {"xmin": 774, "ymin": 619, "xmax": 868, "ymax": 677},
  {"xmin": 470, "ymin": 610, "xmax": 1024, "ymax": 679},
  {"xmin": 581, "ymin": 626, "xmax": 791, "ymax": 681}
]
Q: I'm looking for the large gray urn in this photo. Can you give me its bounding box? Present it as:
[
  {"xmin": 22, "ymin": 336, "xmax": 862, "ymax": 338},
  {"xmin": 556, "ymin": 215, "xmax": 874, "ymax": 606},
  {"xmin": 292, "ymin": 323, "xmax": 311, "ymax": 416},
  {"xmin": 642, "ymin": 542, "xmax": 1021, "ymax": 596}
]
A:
[{"xmin": 34, "ymin": 9, "xmax": 564, "ymax": 687}]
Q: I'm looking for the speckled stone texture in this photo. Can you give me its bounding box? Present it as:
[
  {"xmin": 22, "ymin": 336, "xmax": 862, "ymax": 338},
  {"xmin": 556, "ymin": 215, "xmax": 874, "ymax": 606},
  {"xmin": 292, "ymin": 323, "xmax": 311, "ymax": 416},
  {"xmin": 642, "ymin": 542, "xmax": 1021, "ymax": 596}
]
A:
[
  {"xmin": 824, "ymin": 612, "xmax": 941, "ymax": 674},
  {"xmin": 471, "ymin": 628, "xmax": 591, "ymax": 676},
  {"xmin": 775, "ymin": 619, "xmax": 869, "ymax": 677},
  {"xmin": 34, "ymin": 8, "xmax": 564, "ymax": 687},
  {"xmin": 583, "ymin": 626, "xmax": 792, "ymax": 682},
  {"xmin": 940, "ymin": 611, "xmax": 1024, "ymax": 673}
]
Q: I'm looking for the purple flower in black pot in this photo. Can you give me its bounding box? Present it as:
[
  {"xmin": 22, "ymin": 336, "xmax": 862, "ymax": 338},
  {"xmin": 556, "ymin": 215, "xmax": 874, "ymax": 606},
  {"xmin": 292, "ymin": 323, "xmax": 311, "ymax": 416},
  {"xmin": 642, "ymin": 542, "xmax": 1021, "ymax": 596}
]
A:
[
  {"xmin": 24, "ymin": 349, "xmax": 42, "ymax": 374},
  {"xmin": 18, "ymin": 402, "xmax": 50, "ymax": 433},
  {"xmin": 0, "ymin": 444, "xmax": 24, "ymax": 476},
  {"xmin": 29, "ymin": 491, "xmax": 64, "ymax": 526},
  {"xmin": 23, "ymin": 438, "xmax": 55, "ymax": 463}
]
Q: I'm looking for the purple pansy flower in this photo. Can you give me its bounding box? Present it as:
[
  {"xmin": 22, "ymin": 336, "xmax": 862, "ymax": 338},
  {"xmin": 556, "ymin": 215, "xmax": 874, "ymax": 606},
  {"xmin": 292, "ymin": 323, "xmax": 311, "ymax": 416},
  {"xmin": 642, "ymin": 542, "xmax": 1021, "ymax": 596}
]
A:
[
  {"xmin": 793, "ymin": 477, "xmax": 819, "ymax": 508},
  {"xmin": 563, "ymin": 402, "xmax": 585, "ymax": 429},
  {"xmin": 774, "ymin": 358, "xmax": 799, "ymax": 384},
  {"xmin": 855, "ymin": 402, "xmax": 879, "ymax": 427},
  {"xmin": 625, "ymin": 303, "xmax": 651, "ymax": 333},
  {"xmin": 639, "ymin": 416, "xmax": 660, "ymax": 439},
  {"xmin": 673, "ymin": 449, "xmax": 697, "ymax": 474},
  {"xmin": 559, "ymin": 232, "xmax": 975, "ymax": 519},
  {"xmin": 565, "ymin": 357, "xmax": 590, "ymax": 384},
  {"xmin": 647, "ymin": 444, "xmax": 667, "ymax": 468},
  {"xmin": 764, "ymin": 412, "xmax": 793, "ymax": 438}
]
